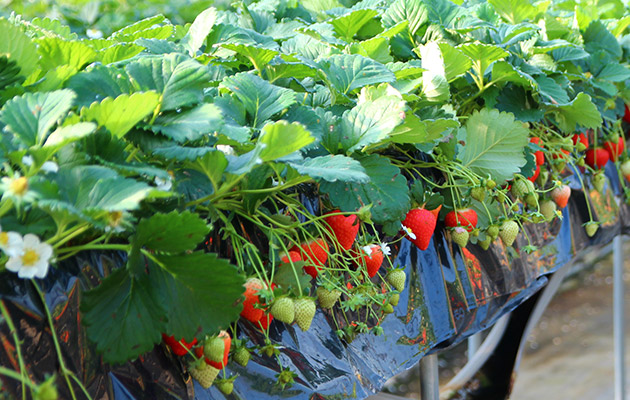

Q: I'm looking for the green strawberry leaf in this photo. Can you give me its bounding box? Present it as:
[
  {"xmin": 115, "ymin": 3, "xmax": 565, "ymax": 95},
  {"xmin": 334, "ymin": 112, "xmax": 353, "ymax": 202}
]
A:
[
  {"xmin": 288, "ymin": 155, "xmax": 369, "ymax": 183},
  {"xmin": 329, "ymin": 8, "xmax": 379, "ymax": 42},
  {"xmin": 457, "ymin": 43, "xmax": 509, "ymax": 83},
  {"xmin": 66, "ymin": 65, "xmax": 134, "ymax": 107},
  {"xmin": 135, "ymin": 211, "xmax": 210, "ymax": 253},
  {"xmin": 438, "ymin": 42, "xmax": 472, "ymax": 82},
  {"xmin": 535, "ymin": 75, "xmax": 569, "ymax": 105},
  {"xmin": 152, "ymin": 103, "xmax": 224, "ymax": 143},
  {"xmin": 488, "ymin": 0, "xmax": 537, "ymax": 24},
  {"xmin": 320, "ymin": 154, "xmax": 410, "ymax": 224},
  {"xmin": 181, "ymin": 7, "xmax": 217, "ymax": 55},
  {"xmin": 81, "ymin": 92, "xmax": 160, "ymax": 138},
  {"xmin": 595, "ymin": 63, "xmax": 630, "ymax": 82},
  {"xmin": 152, "ymin": 252, "xmax": 245, "ymax": 339},
  {"xmin": 0, "ymin": 89, "xmax": 76, "ymax": 147},
  {"xmin": 222, "ymin": 43, "xmax": 279, "ymax": 70},
  {"xmin": 459, "ymin": 108, "xmax": 530, "ymax": 184},
  {"xmin": 96, "ymin": 43, "xmax": 144, "ymax": 65},
  {"xmin": 36, "ymin": 37, "xmax": 97, "ymax": 71},
  {"xmin": 318, "ymin": 54, "xmax": 396, "ymax": 95},
  {"xmin": 258, "ymin": 120, "xmax": 314, "ymax": 162},
  {"xmin": 221, "ymin": 72, "xmax": 296, "ymax": 128},
  {"xmin": 381, "ymin": 0, "xmax": 429, "ymax": 35},
  {"xmin": 0, "ymin": 57, "xmax": 23, "ymax": 90},
  {"xmin": 0, "ymin": 18, "xmax": 39, "ymax": 79},
  {"xmin": 583, "ymin": 20, "xmax": 621, "ymax": 59},
  {"xmin": 348, "ymin": 37, "xmax": 394, "ymax": 64},
  {"xmin": 547, "ymin": 92, "xmax": 602, "ymax": 133},
  {"xmin": 81, "ymin": 268, "xmax": 166, "ymax": 364}
]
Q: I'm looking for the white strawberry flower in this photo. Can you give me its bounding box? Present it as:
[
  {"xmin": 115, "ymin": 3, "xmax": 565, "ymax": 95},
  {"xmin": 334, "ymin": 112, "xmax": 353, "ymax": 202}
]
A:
[
  {"xmin": 380, "ymin": 242, "xmax": 391, "ymax": 256},
  {"xmin": 401, "ymin": 223, "xmax": 416, "ymax": 240},
  {"xmin": 0, "ymin": 226, "xmax": 21, "ymax": 257},
  {"xmin": 361, "ymin": 245, "xmax": 373, "ymax": 256},
  {"xmin": 216, "ymin": 145, "xmax": 236, "ymax": 156},
  {"xmin": 41, "ymin": 161, "xmax": 59, "ymax": 173},
  {"xmin": 5, "ymin": 234, "xmax": 53, "ymax": 279}
]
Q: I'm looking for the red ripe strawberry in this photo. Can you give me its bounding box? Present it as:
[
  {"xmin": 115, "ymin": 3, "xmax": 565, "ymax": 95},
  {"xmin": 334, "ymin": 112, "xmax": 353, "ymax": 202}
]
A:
[
  {"xmin": 585, "ymin": 148, "xmax": 610, "ymax": 169},
  {"xmin": 604, "ymin": 137, "xmax": 625, "ymax": 161},
  {"xmin": 240, "ymin": 278, "xmax": 264, "ymax": 323},
  {"xmin": 527, "ymin": 165, "xmax": 540, "ymax": 182},
  {"xmin": 550, "ymin": 184, "xmax": 571, "ymax": 209},
  {"xmin": 280, "ymin": 251, "xmax": 301, "ymax": 264},
  {"xmin": 291, "ymin": 239, "xmax": 329, "ymax": 278},
  {"xmin": 354, "ymin": 244, "xmax": 384, "ymax": 278},
  {"xmin": 324, "ymin": 211, "xmax": 360, "ymax": 250},
  {"xmin": 530, "ymin": 137, "xmax": 545, "ymax": 165},
  {"xmin": 204, "ymin": 331, "xmax": 231, "ymax": 369},
  {"xmin": 402, "ymin": 208, "xmax": 437, "ymax": 251},
  {"xmin": 257, "ymin": 313, "xmax": 274, "ymax": 330},
  {"xmin": 572, "ymin": 133, "xmax": 588, "ymax": 152},
  {"xmin": 161, "ymin": 334, "xmax": 197, "ymax": 356},
  {"xmin": 444, "ymin": 209, "xmax": 478, "ymax": 232},
  {"xmin": 624, "ymin": 104, "xmax": 630, "ymax": 124},
  {"xmin": 551, "ymin": 148, "xmax": 570, "ymax": 160}
]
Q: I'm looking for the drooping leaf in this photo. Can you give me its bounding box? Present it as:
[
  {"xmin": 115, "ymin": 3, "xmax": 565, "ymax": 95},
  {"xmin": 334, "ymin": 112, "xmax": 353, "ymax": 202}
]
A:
[
  {"xmin": 0, "ymin": 18, "xmax": 39, "ymax": 78},
  {"xmin": 81, "ymin": 92, "xmax": 160, "ymax": 138},
  {"xmin": 181, "ymin": 7, "xmax": 217, "ymax": 55},
  {"xmin": 288, "ymin": 155, "xmax": 369, "ymax": 183},
  {"xmin": 0, "ymin": 89, "xmax": 76, "ymax": 147},
  {"xmin": 221, "ymin": 72, "xmax": 296, "ymax": 128},
  {"xmin": 257, "ymin": 120, "xmax": 314, "ymax": 161},
  {"xmin": 152, "ymin": 252, "xmax": 245, "ymax": 340},
  {"xmin": 125, "ymin": 54, "xmax": 212, "ymax": 111},
  {"xmin": 548, "ymin": 92, "xmax": 602, "ymax": 133},
  {"xmin": 135, "ymin": 211, "xmax": 210, "ymax": 253},
  {"xmin": 152, "ymin": 103, "xmax": 223, "ymax": 143},
  {"xmin": 318, "ymin": 54, "xmax": 396, "ymax": 95},
  {"xmin": 43, "ymin": 122, "xmax": 97, "ymax": 149},
  {"xmin": 459, "ymin": 108, "xmax": 530, "ymax": 183},
  {"xmin": 320, "ymin": 154, "xmax": 410, "ymax": 224},
  {"xmin": 81, "ymin": 268, "xmax": 165, "ymax": 364},
  {"xmin": 491, "ymin": 61, "xmax": 535, "ymax": 87}
]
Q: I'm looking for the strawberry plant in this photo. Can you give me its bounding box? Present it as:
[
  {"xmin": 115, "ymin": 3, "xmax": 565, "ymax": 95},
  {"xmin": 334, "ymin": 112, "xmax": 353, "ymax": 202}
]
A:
[{"xmin": 0, "ymin": 0, "xmax": 629, "ymax": 396}]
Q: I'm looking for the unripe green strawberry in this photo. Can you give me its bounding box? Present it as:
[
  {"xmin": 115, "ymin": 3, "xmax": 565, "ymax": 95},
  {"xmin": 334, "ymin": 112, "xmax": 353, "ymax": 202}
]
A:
[
  {"xmin": 389, "ymin": 293, "xmax": 400, "ymax": 306},
  {"xmin": 386, "ymin": 269, "xmax": 406, "ymax": 292},
  {"xmin": 478, "ymin": 236, "xmax": 492, "ymax": 250},
  {"xmin": 317, "ymin": 286, "xmax": 341, "ymax": 309},
  {"xmin": 585, "ymin": 222, "xmax": 599, "ymax": 237},
  {"xmin": 216, "ymin": 378, "xmax": 236, "ymax": 395},
  {"xmin": 621, "ymin": 160, "xmax": 630, "ymax": 181},
  {"xmin": 294, "ymin": 297, "xmax": 316, "ymax": 331},
  {"xmin": 383, "ymin": 303, "xmax": 394, "ymax": 314},
  {"xmin": 471, "ymin": 187, "xmax": 485, "ymax": 201},
  {"xmin": 204, "ymin": 336, "xmax": 225, "ymax": 363},
  {"xmin": 486, "ymin": 225, "xmax": 499, "ymax": 240},
  {"xmin": 271, "ymin": 296, "xmax": 295, "ymax": 324},
  {"xmin": 486, "ymin": 179, "xmax": 497, "ymax": 189},
  {"xmin": 525, "ymin": 192, "xmax": 538, "ymax": 208},
  {"xmin": 592, "ymin": 172, "xmax": 606, "ymax": 193},
  {"xmin": 540, "ymin": 200, "xmax": 557, "ymax": 221},
  {"xmin": 537, "ymin": 169, "xmax": 549, "ymax": 188},
  {"xmin": 495, "ymin": 191, "xmax": 507, "ymax": 203},
  {"xmin": 511, "ymin": 179, "xmax": 529, "ymax": 198},
  {"xmin": 499, "ymin": 220, "xmax": 519, "ymax": 247},
  {"xmin": 233, "ymin": 347, "xmax": 250, "ymax": 367},
  {"xmin": 511, "ymin": 203, "xmax": 520, "ymax": 212},
  {"xmin": 451, "ymin": 227, "xmax": 469, "ymax": 247},
  {"xmin": 188, "ymin": 361, "xmax": 220, "ymax": 389}
]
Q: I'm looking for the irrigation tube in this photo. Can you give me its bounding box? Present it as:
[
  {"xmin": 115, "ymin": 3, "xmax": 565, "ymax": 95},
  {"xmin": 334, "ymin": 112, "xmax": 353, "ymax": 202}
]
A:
[
  {"xmin": 613, "ymin": 236, "xmax": 626, "ymax": 400},
  {"xmin": 420, "ymin": 354, "xmax": 440, "ymax": 400}
]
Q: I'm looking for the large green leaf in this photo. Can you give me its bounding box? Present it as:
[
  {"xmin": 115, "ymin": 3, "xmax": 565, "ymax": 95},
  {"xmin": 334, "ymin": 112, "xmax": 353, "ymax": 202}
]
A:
[
  {"xmin": 258, "ymin": 120, "xmax": 314, "ymax": 161},
  {"xmin": 221, "ymin": 72, "xmax": 296, "ymax": 128},
  {"xmin": 318, "ymin": 54, "xmax": 396, "ymax": 95},
  {"xmin": 535, "ymin": 75, "xmax": 569, "ymax": 105},
  {"xmin": 96, "ymin": 43, "xmax": 144, "ymax": 65},
  {"xmin": 66, "ymin": 65, "xmax": 134, "ymax": 107},
  {"xmin": 459, "ymin": 108, "xmax": 530, "ymax": 183},
  {"xmin": 0, "ymin": 89, "xmax": 76, "ymax": 147},
  {"xmin": 348, "ymin": 37, "xmax": 394, "ymax": 64},
  {"xmin": 438, "ymin": 42, "xmax": 472, "ymax": 82},
  {"xmin": 457, "ymin": 43, "xmax": 509, "ymax": 83},
  {"xmin": 320, "ymin": 155, "xmax": 410, "ymax": 224},
  {"xmin": 381, "ymin": 0, "xmax": 429, "ymax": 35},
  {"xmin": 488, "ymin": 0, "xmax": 537, "ymax": 24},
  {"xmin": 81, "ymin": 92, "xmax": 160, "ymax": 138},
  {"xmin": 36, "ymin": 37, "xmax": 97, "ymax": 71},
  {"xmin": 81, "ymin": 268, "xmax": 165, "ymax": 364},
  {"xmin": 548, "ymin": 92, "xmax": 602, "ymax": 133},
  {"xmin": 222, "ymin": 43, "xmax": 279, "ymax": 70},
  {"xmin": 596, "ymin": 63, "xmax": 630, "ymax": 82},
  {"xmin": 125, "ymin": 54, "xmax": 212, "ymax": 111},
  {"xmin": 135, "ymin": 211, "xmax": 210, "ymax": 253},
  {"xmin": 181, "ymin": 7, "xmax": 217, "ymax": 55},
  {"xmin": 152, "ymin": 252, "xmax": 245, "ymax": 339},
  {"xmin": 0, "ymin": 57, "xmax": 23, "ymax": 90},
  {"xmin": 329, "ymin": 9, "xmax": 379, "ymax": 42},
  {"xmin": 0, "ymin": 18, "xmax": 39, "ymax": 78},
  {"xmin": 152, "ymin": 103, "xmax": 223, "ymax": 143},
  {"xmin": 288, "ymin": 155, "xmax": 369, "ymax": 183},
  {"xmin": 583, "ymin": 20, "xmax": 621, "ymax": 59},
  {"xmin": 338, "ymin": 95, "xmax": 406, "ymax": 153}
]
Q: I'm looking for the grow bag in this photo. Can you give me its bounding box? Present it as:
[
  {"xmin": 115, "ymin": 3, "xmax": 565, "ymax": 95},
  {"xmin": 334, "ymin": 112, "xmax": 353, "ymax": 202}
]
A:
[{"xmin": 0, "ymin": 166, "xmax": 627, "ymax": 400}]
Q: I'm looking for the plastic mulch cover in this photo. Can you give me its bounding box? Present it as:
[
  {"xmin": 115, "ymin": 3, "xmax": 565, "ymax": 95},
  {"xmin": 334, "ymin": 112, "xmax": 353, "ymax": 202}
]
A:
[{"xmin": 0, "ymin": 167, "xmax": 627, "ymax": 400}]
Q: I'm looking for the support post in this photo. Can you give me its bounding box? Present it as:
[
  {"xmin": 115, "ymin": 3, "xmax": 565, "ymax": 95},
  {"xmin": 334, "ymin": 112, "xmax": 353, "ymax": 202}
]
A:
[
  {"xmin": 613, "ymin": 236, "xmax": 626, "ymax": 400},
  {"xmin": 468, "ymin": 333, "xmax": 482, "ymax": 359},
  {"xmin": 419, "ymin": 354, "xmax": 439, "ymax": 400}
]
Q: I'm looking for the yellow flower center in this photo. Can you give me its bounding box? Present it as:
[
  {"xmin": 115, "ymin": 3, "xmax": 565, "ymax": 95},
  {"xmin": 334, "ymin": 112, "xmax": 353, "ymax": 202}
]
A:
[
  {"xmin": 22, "ymin": 249, "xmax": 39, "ymax": 267},
  {"xmin": 108, "ymin": 211, "xmax": 123, "ymax": 227},
  {"xmin": 10, "ymin": 177, "xmax": 28, "ymax": 196},
  {"xmin": 0, "ymin": 232, "xmax": 7, "ymax": 246}
]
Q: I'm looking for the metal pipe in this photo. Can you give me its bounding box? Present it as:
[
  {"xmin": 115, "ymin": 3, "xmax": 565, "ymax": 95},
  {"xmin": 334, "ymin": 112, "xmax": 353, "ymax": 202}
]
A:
[
  {"xmin": 420, "ymin": 354, "xmax": 439, "ymax": 400},
  {"xmin": 613, "ymin": 235, "xmax": 626, "ymax": 400},
  {"xmin": 467, "ymin": 333, "xmax": 482, "ymax": 359}
]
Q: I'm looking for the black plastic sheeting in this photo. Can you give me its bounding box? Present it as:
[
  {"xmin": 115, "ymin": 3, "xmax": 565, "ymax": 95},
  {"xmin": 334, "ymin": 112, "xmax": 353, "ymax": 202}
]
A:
[{"xmin": 1, "ymin": 165, "xmax": 629, "ymax": 400}]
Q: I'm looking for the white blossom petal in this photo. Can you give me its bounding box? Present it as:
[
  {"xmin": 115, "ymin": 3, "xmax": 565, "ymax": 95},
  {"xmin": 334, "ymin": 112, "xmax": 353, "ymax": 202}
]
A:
[
  {"xmin": 380, "ymin": 242, "xmax": 391, "ymax": 256},
  {"xmin": 361, "ymin": 245, "xmax": 373, "ymax": 256},
  {"xmin": 401, "ymin": 224, "xmax": 416, "ymax": 240},
  {"xmin": 22, "ymin": 155, "xmax": 34, "ymax": 166},
  {"xmin": 41, "ymin": 161, "xmax": 59, "ymax": 173}
]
